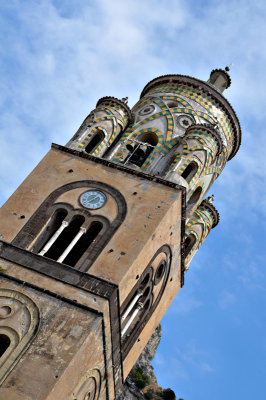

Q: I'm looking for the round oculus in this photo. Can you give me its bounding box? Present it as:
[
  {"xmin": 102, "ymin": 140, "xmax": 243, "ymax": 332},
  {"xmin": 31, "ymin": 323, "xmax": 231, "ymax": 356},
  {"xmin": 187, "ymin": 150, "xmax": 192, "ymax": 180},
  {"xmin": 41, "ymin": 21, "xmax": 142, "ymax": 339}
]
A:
[
  {"xmin": 80, "ymin": 190, "xmax": 107, "ymax": 209},
  {"xmin": 176, "ymin": 114, "xmax": 194, "ymax": 129},
  {"xmin": 139, "ymin": 104, "xmax": 155, "ymax": 116}
]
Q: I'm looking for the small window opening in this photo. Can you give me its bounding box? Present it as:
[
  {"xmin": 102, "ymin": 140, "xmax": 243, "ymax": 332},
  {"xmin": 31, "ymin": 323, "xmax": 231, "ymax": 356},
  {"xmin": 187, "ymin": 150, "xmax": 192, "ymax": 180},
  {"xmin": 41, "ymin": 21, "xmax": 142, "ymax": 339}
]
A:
[
  {"xmin": 64, "ymin": 221, "xmax": 103, "ymax": 266},
  {"xmin": 167, "ymin": 101, "xmax": 178, "ymax": 108},
  {"xmin": 0, "ymin": 334, "xmax": 10, "ymax": 358},
  {"xmin": 45, "ymin": 215, "xmax": 85, "ymax": 261},
  {"xmin": 187, "ymin": 187, "xmax": 202, "ymax": 209},
  {"xmin": 181, "ymin": 162, "xmax": 198, "ymax": 183},
  {"xmin": 125, "ymin": 133, "xmax": 158, "ymax": 167},
  {"xmin": 85, "ymin": 130, "xmax": 105, "ymax": 154},
  {"xmin": 184, "ymin": 234, "xmax": 197, "ymax": 258}
]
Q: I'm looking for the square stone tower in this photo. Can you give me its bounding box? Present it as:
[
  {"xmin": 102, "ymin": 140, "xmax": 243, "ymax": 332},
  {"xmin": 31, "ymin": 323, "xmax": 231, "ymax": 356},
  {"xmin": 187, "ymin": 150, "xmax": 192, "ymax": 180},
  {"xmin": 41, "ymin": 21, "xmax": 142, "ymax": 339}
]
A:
[{"xmin": 0, "ymin": 68, "xmax": 241, "ymax": 400}]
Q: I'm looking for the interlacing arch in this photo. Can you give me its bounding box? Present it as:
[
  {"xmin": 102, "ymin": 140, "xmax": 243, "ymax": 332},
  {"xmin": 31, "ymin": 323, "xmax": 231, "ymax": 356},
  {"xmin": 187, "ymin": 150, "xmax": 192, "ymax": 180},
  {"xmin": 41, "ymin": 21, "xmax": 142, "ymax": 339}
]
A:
[
  {"xmin": 113, "ymin": 127, "xmax": 164, "ymax": 165},
  {"xmin": 96, "ymin": 102, "xmax": 129, "ymax": 124},
  {"xmin": 78, "ymin": 125, "xmax": 107, "ymax": 155},
  {"xmin": 177, "ymin": 157, "xmax": 202, "ymax": 186},
  {"xmin": 116, "ymin": 92, "xmax": 220, "ymax": 172},
  {"xmin": 77, "ymin": 114, "xmax": 124, "ymax": 154},
  {"xmin": 151, "ymin": 83, "xmax": 233, "ymax": 152},
  {"xmin": 187, "ymin": 179, "xmax": 205, "ymax": 206},
  {"xmin": 160, "ymin": 95, "xmax": 192, "ymax": 109},
  {"xmin": 186, "ymin": 208, "xmax": 213, "ymax": 248}
]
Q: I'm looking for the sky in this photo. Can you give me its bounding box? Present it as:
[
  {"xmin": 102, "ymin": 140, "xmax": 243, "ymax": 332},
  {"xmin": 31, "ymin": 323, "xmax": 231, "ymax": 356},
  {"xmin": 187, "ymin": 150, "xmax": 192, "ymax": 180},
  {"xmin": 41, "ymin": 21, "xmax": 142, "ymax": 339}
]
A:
[{"xmin": 0, "ymin": 1, "xmax": 265, "ymax": 399}]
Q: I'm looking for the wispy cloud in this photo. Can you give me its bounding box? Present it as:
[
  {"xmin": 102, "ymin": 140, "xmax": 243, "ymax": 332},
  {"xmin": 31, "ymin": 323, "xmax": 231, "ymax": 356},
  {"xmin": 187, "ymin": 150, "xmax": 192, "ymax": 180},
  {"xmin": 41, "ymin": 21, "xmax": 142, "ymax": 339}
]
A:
[{"xmin": 218, "ymin": 290, "xmax": 236, "ymax": 310}]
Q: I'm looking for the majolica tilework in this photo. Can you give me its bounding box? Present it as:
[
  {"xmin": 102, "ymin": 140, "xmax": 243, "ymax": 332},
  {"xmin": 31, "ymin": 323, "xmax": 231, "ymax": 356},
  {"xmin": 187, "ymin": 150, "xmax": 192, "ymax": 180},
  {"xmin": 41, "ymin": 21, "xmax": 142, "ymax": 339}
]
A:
[
  {"xmin": 185, "ymin": 204, "xmax": 215, "ymax": 265},
  {"xmin": 150, "ymin": 84, "xmax": 233, "ymax": 155},
  {"xmin": 160, "ymin": 95, "xmax": 192, "ymax": 109},
  {"xmin": 113, "ymin": 127, "xmax": 164, "ymax": 165},
  {"xmin": 76, "ymin": 102, "xmax": 127, "ymax": 155},
  {"xmin": 116, "ymin": 94, "xmax": 215, "ymax": 170}
]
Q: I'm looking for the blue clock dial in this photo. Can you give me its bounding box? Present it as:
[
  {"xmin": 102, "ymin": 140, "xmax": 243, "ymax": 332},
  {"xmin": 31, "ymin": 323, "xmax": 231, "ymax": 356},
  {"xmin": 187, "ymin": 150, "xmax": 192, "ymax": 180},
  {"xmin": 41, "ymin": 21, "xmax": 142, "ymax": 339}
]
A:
[{"xmin": 80, "ymin": 190, "xmax": 107, "ymax": 210}]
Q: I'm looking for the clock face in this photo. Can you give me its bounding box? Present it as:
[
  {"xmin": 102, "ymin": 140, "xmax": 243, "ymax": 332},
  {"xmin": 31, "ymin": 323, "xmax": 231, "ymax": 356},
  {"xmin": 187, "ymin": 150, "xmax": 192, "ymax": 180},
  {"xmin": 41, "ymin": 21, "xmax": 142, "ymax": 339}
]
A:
[{"xmin": 80, "ymin": 190, "xmax": 107, "ymax": 210}]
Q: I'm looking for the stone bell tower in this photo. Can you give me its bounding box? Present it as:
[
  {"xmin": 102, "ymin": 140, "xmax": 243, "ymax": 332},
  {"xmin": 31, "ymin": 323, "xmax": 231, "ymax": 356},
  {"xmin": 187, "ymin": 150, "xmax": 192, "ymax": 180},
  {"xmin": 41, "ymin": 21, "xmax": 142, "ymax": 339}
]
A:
[{"xmin": 0, "ymin": 68, "xmax": 241, "ymax": 400}]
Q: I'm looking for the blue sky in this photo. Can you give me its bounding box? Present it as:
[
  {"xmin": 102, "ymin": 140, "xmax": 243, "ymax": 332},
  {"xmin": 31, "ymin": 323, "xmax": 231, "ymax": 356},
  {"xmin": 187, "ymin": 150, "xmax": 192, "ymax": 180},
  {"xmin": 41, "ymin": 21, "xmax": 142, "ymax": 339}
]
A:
[{"xmin": 0, "ymin": 1, "xmax": 265, "ymax": 399}]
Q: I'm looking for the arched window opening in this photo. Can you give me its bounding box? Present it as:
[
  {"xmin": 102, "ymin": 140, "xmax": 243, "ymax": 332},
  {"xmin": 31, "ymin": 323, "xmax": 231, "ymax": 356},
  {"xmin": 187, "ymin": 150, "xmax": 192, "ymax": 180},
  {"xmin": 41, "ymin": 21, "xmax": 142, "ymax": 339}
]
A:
[
  {"xmin": 187, "ymin": 187, "xmax": 202, "ymax": 209},
  {"xmin": 85, "ymin": 130, "xmax": 105, "ymax": 154},
  {"xmin": 44, "ymin": 215, "xmax": 85, "ymax": 262},
  {"xmin": 167, "ymin": 101, "xmax": 178, "ymax": 108},
  {"xmin": 181, "ymin": 162, "xmax": 198, "ymax": 183},
  {"xmin": 35, "ymin": 208, "xmax": 68, "ymax": 254},
  {"xmin": 64, "ymin": 221, "xmax": 103, "ymax": 266},
  {"xmin": 124, "ymin": 133, "xmax": 158, "ymax": 167},
  {"xmin": 0, "ymin": 334, "xmax": 10, "ymax": 358},
  {"xmin": 184, "ymin": 234, "xmax": 197, "ymax": 258}
]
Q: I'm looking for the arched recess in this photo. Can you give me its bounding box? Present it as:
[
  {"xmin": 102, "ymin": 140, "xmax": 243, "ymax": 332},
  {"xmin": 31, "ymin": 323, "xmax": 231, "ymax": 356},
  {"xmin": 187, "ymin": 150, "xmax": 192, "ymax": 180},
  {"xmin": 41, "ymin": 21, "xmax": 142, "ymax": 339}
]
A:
[
  {"xmin": 187, "ymin": 186, "xmax": 203, "ymax": 212},
  {"xmin": 184, "ymin": 233, "xmax": 197, "ymax": 258},
  {"xmin": 85, "ymin": 129, "xmax": 105, "ymax": 154},
  {"xmin": 181, "ymin": 161, "xmax": 198, "ymax": 183},
  {"xmin": 12, "ymin": 181, "xmax": 127, "ymax": 272},
  {"xmin": 120, "ymin": 245, "xmax": 171, "ymax": 359},
  {"xmin": 124, "ymin": 132, "xmax": 159, "ymax": 168},
  {"xmin": 0, "ymin": 289, "xmax": 39, "ymax": 385}
]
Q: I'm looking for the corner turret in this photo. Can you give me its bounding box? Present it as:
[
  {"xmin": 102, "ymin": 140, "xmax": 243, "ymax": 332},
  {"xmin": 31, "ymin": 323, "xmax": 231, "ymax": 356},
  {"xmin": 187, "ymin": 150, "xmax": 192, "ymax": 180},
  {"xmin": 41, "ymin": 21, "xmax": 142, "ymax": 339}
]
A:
[{"xmin": 207, "ymin": 67, "xmax": 231, "ymax": 93}]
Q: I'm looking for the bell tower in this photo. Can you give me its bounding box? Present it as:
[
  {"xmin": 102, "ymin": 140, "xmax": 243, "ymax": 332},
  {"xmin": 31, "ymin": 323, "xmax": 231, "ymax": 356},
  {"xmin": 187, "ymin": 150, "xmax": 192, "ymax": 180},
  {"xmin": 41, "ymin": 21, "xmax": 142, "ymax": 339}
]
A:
[{"xmin": 0, "ymin": 68, "xmax": 241, "ymax": 400}]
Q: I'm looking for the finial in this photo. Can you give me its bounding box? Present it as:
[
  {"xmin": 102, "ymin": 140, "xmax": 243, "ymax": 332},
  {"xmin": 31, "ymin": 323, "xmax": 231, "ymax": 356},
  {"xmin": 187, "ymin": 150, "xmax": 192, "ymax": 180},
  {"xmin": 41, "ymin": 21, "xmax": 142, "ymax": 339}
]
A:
[
  {"xmin": 225, "ymin": 62, "xmax": 234, "ymax": 72},
  {"xmin": 121, "ymin": 96, "xmax": 128, "ymax": 104},
  {"xmin": 207, "ymin": 194, "xmax": 214, "ymax": 203}
]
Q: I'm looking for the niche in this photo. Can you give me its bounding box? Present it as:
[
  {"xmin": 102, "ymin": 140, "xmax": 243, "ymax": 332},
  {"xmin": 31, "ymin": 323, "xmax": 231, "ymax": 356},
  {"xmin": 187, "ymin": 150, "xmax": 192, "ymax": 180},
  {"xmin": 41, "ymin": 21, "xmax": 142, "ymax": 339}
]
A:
[{"xmin": 187, "ymin": 186, "xmax": 202, "ymax": 209}]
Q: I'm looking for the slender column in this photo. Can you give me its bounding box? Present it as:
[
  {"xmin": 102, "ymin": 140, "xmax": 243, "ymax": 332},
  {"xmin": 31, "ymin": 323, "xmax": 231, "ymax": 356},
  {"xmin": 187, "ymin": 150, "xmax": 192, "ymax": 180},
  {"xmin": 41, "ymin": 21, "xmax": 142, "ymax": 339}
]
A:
[
  {"xmin": 121, "ymin": 302, "xmax": 144, "ymax": 337},
  {"xmin": 121, "ymin": 291, "xmax": 142, "ymax": 322},
  {"xmin": 57, "ymin": 227, "xmax": 86, "ymax": 263},
  {"xmin": 39, "ymin": 221, "xmax": 69, "ymax": 256}
]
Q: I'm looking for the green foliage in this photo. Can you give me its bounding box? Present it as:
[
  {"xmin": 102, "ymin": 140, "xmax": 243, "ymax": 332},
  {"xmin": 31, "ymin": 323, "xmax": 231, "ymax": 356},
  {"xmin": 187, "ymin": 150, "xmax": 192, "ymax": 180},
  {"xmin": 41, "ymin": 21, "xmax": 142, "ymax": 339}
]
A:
[
  {"xmin": 162, "ymin": 388, "xmax": 176, "ymax": 400},
  {"xmin": 145, "ymin": 391, "xmax": 153, "ymax": 400},
  {"xmin": 0, "ymin": 266, "xmax": 6, "ymax": 273},
  {"xmin": 131, "ymin": 367, "xmax": 150, "ymax": 389}
]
